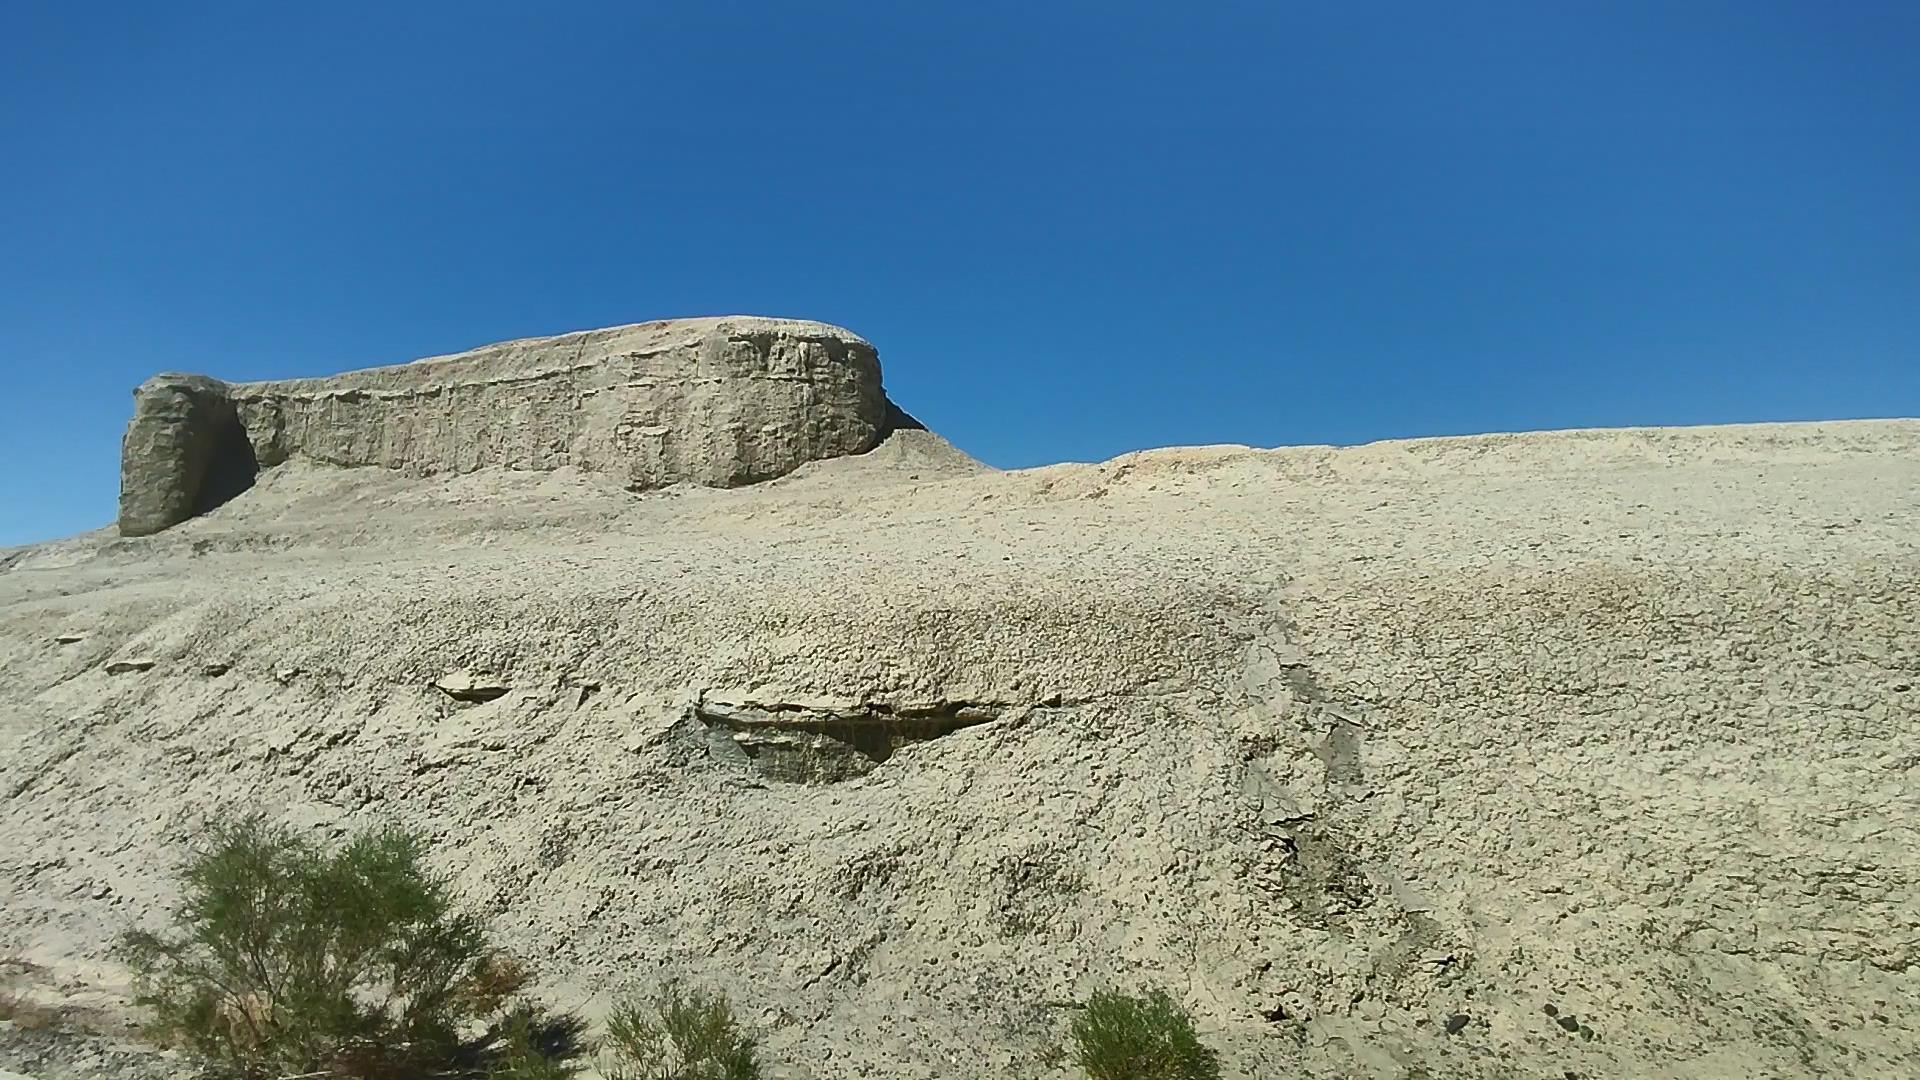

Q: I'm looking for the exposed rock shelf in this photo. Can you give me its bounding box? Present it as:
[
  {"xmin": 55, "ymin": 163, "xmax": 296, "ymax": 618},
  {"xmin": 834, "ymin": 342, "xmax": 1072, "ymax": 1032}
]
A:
[{"xmin": 117, "ymin": 317, "xmax": 894, "ymax": 535}]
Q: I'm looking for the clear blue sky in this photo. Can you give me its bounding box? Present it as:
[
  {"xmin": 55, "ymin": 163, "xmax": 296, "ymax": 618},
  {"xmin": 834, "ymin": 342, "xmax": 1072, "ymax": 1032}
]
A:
[{"xmin": 3, "ymin": 2, "xmax": 1916, "ymax": 545}]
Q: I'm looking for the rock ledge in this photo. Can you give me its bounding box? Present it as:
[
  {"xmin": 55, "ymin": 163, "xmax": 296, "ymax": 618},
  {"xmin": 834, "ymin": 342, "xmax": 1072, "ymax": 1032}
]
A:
[{"xmin": 118, "ymin": 316, "xmax": 891, "ymax": 535}]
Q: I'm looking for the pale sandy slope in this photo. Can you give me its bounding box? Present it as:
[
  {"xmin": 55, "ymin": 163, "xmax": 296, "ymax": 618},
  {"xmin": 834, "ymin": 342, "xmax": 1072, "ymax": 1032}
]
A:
[{"xmin": 2, "ymin": 420, "xmax": 1917, "ymax": 1079}]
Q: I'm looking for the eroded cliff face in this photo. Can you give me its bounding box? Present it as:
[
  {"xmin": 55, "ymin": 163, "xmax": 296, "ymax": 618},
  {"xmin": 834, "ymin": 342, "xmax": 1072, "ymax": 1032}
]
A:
[
  {"xmin": 116, "ymin": 375, "xmax": 257, "ymax": 538},
  {"xmin": 117, "ymin": 317, "xmax": 888, "ymax": 535}
]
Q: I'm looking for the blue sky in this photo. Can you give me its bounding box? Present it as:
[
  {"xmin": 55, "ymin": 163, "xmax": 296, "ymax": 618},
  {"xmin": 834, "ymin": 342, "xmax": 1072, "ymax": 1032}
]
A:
[{"xmin": 3, "ymin": 1, "xmax": 1916, "ymax": 545}]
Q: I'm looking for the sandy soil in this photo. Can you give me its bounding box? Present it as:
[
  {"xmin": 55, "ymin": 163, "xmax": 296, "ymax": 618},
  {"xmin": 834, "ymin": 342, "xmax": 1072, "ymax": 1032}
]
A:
[{"xmin": 3, "ymin": 420, "xmax": 1917, "ymax": 1078}]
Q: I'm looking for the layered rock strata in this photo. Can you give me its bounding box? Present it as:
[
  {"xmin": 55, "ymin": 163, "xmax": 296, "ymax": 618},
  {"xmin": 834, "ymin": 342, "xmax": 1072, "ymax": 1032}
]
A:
[{"xmin": 118, "ymin": 317, "xmax": 888, "ymax": 535}]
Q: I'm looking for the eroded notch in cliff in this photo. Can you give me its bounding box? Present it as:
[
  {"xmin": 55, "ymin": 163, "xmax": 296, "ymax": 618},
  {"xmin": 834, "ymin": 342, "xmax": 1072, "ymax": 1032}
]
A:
[
  {"xmin": 695, "ymin": 697, "xmax": 1000, "ymax": 784},
  {"xmin": 192, "ymin": 406, "xmax": 260, "ymax": 517}
]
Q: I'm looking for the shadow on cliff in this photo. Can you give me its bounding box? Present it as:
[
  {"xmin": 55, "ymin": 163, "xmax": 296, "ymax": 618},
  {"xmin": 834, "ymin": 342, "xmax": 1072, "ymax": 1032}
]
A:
[
  {"xmin": 191, "ymin": 412, "xmax": 260, "ymax": 518},
  {"xmin": 882, "ymin": 398, "xmax": 928, "ymax": 436}
]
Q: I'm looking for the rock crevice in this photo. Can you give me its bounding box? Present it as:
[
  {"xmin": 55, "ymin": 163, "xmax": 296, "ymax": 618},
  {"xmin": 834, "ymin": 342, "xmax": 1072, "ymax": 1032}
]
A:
[{"xmin": 695, "ymin": 695, "xmax": 1004, "ymax": 784}]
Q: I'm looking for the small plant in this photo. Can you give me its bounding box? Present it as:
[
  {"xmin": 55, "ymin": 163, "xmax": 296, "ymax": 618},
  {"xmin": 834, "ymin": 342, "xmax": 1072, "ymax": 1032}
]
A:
[
  {"xmin": 1069, "ymin": 988, "xmax": 1220, "ymax": 1080},
  {"xmin": 117, "ymin": 816, "xmax": 583, "ymax": 1079},
  {"xmin": 601, "ymin": 982, "xmax": 760, "ymax": 1080},
  {"xmin": 488, "ymin": 1006, "xmax": 581, "ymax": 1080}
]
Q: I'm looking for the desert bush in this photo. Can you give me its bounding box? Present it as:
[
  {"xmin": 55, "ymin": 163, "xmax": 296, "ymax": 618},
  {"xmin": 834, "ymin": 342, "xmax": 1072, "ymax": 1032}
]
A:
[
  {"xmin": 117, "ymin": 817, "xmax": 584, "ymax": 1079},
  {"xmin": 1068, "ymin": 988, "xmax": 1219, "ymax": 1080},
  {"xmin": 601, "ymin": 982, "xmax": 760, "ymax": 1080},
  {"xmin": 488, "ymin": 1005, "xmax": 583, "ymax": 1080}
]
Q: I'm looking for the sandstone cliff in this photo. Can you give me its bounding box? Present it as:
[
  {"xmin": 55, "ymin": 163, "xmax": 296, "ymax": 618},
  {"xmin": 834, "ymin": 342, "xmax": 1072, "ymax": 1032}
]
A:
[{"xmin": 118, "ymin": 317, "xmax": 891, "ymax": 535}]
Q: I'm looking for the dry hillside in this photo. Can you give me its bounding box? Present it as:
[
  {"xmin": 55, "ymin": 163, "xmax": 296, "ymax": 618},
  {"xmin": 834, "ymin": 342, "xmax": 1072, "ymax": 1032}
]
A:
[{"xmin": 3, "ymin": 412, "xmax": 1917, "ymax": 1078}]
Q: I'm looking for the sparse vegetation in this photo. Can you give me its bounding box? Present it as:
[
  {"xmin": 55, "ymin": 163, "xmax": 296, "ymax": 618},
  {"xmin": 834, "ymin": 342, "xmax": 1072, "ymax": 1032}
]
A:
[
  {"xmin": 601, "ymin": 982, "xmax": 761, "ymax": 1080},
  {"xmin": 489, "ymin": 1006, "xmax": 584, "ymax": 1080},
  {"xmin": 117, "ymin": 817, "xmax": 585, "ymax": 1079},
  {"xmin": 1068, "ymin": 988, "xmax": 1219, "ymax": 1080}
]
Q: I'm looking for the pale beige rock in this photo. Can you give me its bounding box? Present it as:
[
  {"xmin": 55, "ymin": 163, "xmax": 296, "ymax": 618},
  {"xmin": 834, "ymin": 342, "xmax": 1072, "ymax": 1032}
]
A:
[
  {"xmin": 432, "ymin": 670, "xmax": 510, "ymax": 703},
  {"xmin": 117, "ymin": 374, "xmax": 249, "ymax": 538},
  {"xmin": 6, "ymin": 408, "xmax": 1919, "ymax": 1079},
  {"xmin": 116, "ymin": 317, "xmax": 891, "ymax": 535}
]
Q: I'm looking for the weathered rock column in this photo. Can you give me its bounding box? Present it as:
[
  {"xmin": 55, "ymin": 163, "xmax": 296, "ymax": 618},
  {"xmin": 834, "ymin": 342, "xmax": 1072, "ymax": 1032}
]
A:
[{"xmin": 118, "ymin": 374, "xmax": 247, "ymax": 537}]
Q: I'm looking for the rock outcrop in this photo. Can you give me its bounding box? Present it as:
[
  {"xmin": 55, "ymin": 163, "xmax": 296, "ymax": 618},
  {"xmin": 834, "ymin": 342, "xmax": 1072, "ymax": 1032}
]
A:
[{"xmin": 118, "ymin": 316, "xmax": 890, "ymax": 535}]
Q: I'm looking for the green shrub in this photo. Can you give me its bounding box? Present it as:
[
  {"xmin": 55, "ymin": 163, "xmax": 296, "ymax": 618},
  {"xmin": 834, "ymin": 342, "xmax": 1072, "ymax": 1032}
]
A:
[
  {"xmin": 601, "ymin": 982, "xmax": 760, "ymax": 1080},
  {"xmin": 1069, "ymin": 988, "xmax": 1220, "ymax": 1080},
  {"xmin": 488, "ymin": 1005, "xmax": 582, "ymax": 1080},
  {"xmin": 117, "ymin": 817, "xmax": 584, "ymax": 1079}
]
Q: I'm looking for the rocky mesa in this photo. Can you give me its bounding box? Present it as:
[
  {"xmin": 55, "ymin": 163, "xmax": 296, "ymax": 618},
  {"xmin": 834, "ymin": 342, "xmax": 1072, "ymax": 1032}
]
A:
[
  {"xmin": 2, "ymin": 318, "xmax": 1917, "ymax": 1079},
  {"xmin": 117, "ymin": 317, "xmax": 896, "ymax": 536}
]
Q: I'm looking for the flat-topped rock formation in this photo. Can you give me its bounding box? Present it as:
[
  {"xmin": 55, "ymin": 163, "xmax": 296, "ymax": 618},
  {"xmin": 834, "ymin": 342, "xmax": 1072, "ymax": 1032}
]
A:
[{"xmin": 117, "ymin": 316, "xmax": 892, "ymax": 535}]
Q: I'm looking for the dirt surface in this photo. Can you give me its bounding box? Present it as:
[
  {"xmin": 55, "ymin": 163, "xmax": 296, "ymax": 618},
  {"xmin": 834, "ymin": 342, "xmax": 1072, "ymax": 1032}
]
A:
[{"xmin": 3, "ymin": 419, "xmax": 1917, "ymax": 1078}]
